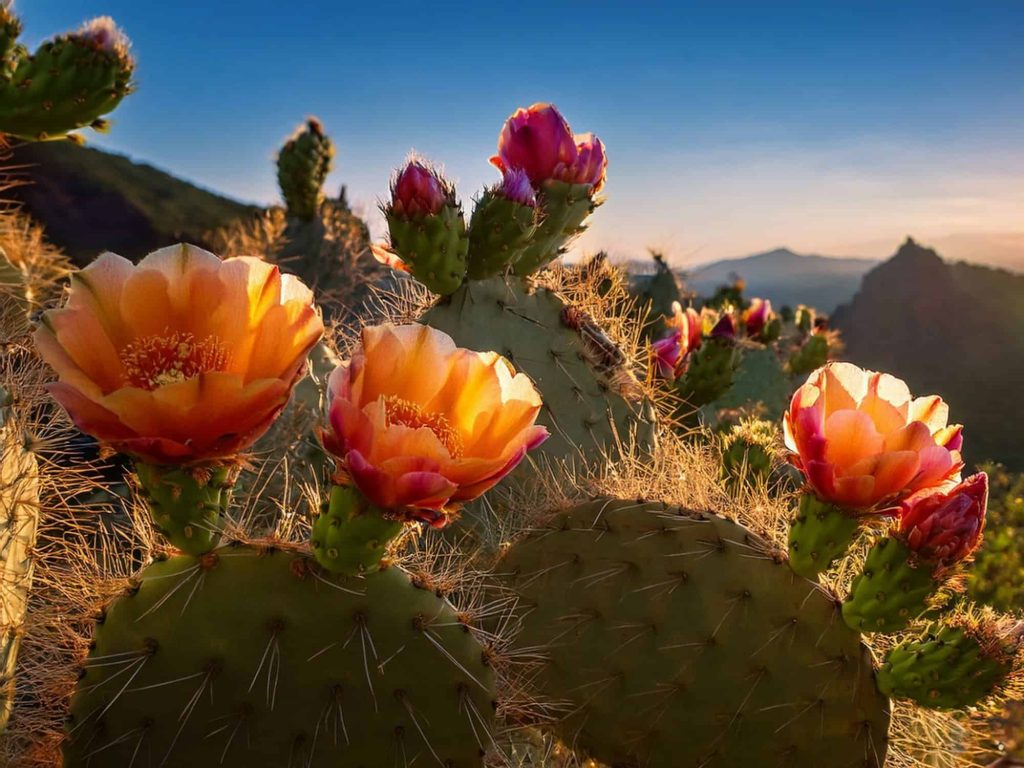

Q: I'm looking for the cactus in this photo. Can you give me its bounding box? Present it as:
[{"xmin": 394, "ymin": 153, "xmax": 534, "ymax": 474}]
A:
[
  {"xmin": 719, "ymin": 417, "xmax": 779, "ymax": 489},
  {"xmin": 64, "ymin": 545, "xmax": 496, "ymax": 767},
  {"xmin": 0, "ymin": 384, "xmax": 39, "ymax": 732},
  {"xmin": 276, "ymin": 118, "xmax": 334, "ymax": 222},
  {"xmin": 789, "ymin": 333, "xmax": 830, "ymax": 376},
  {"xmin": 0, "ymin": 8, "xmax": 134, "ymax": 142},
  {"xmin": 500, "ymin": 498, "xmax": 891, "ymax": 767},
  {"xmin": 421, "ymin": 275, "xmax": 656, "ymax": 469},
  {"xmin": 636, "ymin": 251, "xmax": 684, "ymax": 339},
  {"xmin": 709, "ymin": 344, "xmax": 791, "ymax": 420}
]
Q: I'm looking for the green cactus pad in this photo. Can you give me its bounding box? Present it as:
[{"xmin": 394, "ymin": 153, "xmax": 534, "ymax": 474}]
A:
[
  {"xmin": 0, "ymin": 18, "xmax": 134, "ymax": 141},
  {"xmin": 676, "ymin": 337, "xmax": 742, "ymax": 410},
  {"xmin": 638, "ymin": 254, "xmax": 683, "ymax": 339},
  {"xmin": 513, "ymin": 181, "xmax": 594, "ymax": 276},
  {"xmin": 311, "ymin": 485, "xmax": 404, "ymax": 575},
  {"xmin": 65, "ymin": 546, "xmax": 496, "ymax": 767},
  {"xmin": 134, "ymin": 463, "xmax": 233, "ymax": 556},
  {"xmin": 787, "ymin": 493, "xmax": 861, "ymax": 578},
  {"xmin": 789, "ymin": 334, "xmax": 830, "ymax": 376},
  {"xmin": 466, "ymin": 187, "xmax": 536, "ymax": 279},
  {"xmin": 710, "ymin": 344, "xmax": 791, "ymax": 421},
  {"xmin": 420, "ymin": 275, "xmax": 656, "ymax": 469},
  {"xmin": 877, "ymin": 624, "xmax": 1012, "ymax": 709},
  {"xmin": 502, "ymin": 498, "xmax": 890, "ymax": 768},
  {"xmin": 388, "ymin": 204, "xmax": 469, "ymax": 296},
  {"xmin": 276, "ymin": 118, "xmax": 334, "ymax": 221},
  {"xmin": 842, "ymin": 536, "xmax": 936, "ymax": 633}
]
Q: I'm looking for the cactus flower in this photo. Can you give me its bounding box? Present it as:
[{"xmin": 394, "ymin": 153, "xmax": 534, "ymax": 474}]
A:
[
  {"xmin": 322, "ymin": 323, "xmax": 548, "ymax": 526},
  {"xmin": 34, "ymin": 244, "xmax": 323, "ymax": 465},
  {"xmin": 651, "ymin": 302, "xmax": 702, "ymax": 379},
  {"xmin": 709, "ymin": 311, "xmax": 737, "ymax": 340},
  {"xmin": 784, "ymin": 362, "xmax": 964, "ymax": 511},
  {"xmin": 499, "ymin": 168, "xmax": 537, "ymax": 207},
  {"xmin": 898, "ymin": 473, "xmax": 988, "ymax": 565},
  {"xmin": 564, "ymin": 133, "xmax": 608, "ymax": 192},
  {"xmin": 75, "ymin": 16, "xmax": 129, "ymax": 55},
  {"xmin": 490, "ymin": 103, "xmax": 579, "ymax": 187},
  {"xmin": 743, "ymin": 297, "xmax": 773, "ymax": 337},
  {"xmin": 391, "ymin": 161, "xmax": 447, "ymax": 217}
]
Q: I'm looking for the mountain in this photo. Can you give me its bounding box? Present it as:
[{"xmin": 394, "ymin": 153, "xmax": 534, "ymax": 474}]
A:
[
  {"xmin": 4, "ymin": 141, "xmax": 257, "ymax": 266},
  {"xmin": 683, "ymin": 248, "xmax": 879, "ymax": 313},
  {"xmin": 833, "ymin": 238, "xmax": 1024, "ymax": 470}
]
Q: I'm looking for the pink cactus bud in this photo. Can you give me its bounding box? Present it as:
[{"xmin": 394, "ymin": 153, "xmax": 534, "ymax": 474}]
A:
[
  {"xmin": 498, "ymin": 168, "xmax": 536, "ymax": 207},
  {"xmin": 710, "ymin": 312, "xmax": 736, "ymax": 340},
  {"xmin": 651, "ymin": 332, "xmax": 684, "ymax": 379},
  {"xmin": 743, "ymin": 297, "xmax": 773, "ymax": 337},
  {"xmin": 563, "ymin": 133, "xmax": 608, "ymax": 192},
  {"xmin": 391, "ymin": 161, "xmax": 447, "ymax": 217},
  {"xmin": 898, "ymin": 473, "xmax": 988, "ymax": 565},
  {"xmin": 685, "ymin": 306, "xmax": 703, "ymax": 351},
  {"xmin": 75, "ymin": 16, "xmax": 129, "ymax": 55},
  {"xmin": 490, "ymin": 103, "xmax": 578, "ymax": 187}
]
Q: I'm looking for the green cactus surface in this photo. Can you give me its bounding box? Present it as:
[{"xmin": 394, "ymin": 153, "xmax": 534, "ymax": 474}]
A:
[
  {"xmin": 420, "ymin": 275, "xmax": 656, "ymax": 469},
  {"xmin": 789, "ymin": 334, "xmax": 830, "ymax": 376},
  {"xmin": 787, "ymin": 493, "xmax": 861, "ymax": 578},
  {"xmin": 877, "ymin": 624, "xmax": 1013, "ymax": 709},
  {"xmin": 513, "ymin": 180, "xmax": 594, "ymax": 276},
  {"xmin": 466, "ymin": 187, "xmax": 536, "ymax": 279},
  {"xmin": 0, "ymin": 10, "xmax": 134, "ymax": 141},
  {"xmin": 276, "ymin": 118, "xmax": 334, "ymax": 221},
  {"xmin": 311, "ymin": 485, "xmax": 404, "ymax": 575},
  {"xmin": 501, "ymin": 498, "xmax": 890, "ymax": 767},
  {"xmin": 65, "ymin": 546, "xmax": 496, "ymax": 767},
  {"xmin": 134, "ymin": 463, "xmax": 234, "ymax": 556},
  {"xmin": 710, "ymin": 344, "xmax": 790, "ymax": 420},
  {"xmin": 639, "ymin": 254, "xmax": 683, "ymax": 338},
  {"xmin": 387, "ymin": 203, "xmax": 469, "ymax": 296},
  {"xmin": 842, "ymin": 536, "xmax": 937, "ymax": 633},
  {"xmin": 676, "ymin": 336, "xmax": 742, "ymax": 410}
]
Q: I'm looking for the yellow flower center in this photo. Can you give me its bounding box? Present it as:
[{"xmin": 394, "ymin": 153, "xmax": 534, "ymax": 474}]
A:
[
  {"xmin": 120, "ymin": 331, "xmax": 230, "ymax": 390},
  {"xmin": 383, "ymin": 395, "xmax": 464, "ymax": 458}
]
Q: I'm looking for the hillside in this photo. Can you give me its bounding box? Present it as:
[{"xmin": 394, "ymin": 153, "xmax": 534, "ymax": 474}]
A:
[
  {"xmin": 684, "ymin": 248, "xmax": 879, "ymax": 313},
  {"xmin": 4, "ymin": 141, "xmax": 257, "ymax": 265},
  {"xmin": 833, "ymin": 238, "xmax": 1024, "ymax": 470}
]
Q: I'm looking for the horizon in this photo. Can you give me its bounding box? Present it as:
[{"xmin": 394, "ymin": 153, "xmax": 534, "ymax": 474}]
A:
[{"xmin": 19, "ymin": 0, "xmax": 1024, "ymax": 270}]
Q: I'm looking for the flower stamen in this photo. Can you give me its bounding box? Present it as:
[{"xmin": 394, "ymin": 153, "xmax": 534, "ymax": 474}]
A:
[
  {"xmin": 382, "ymin": 395, "xmax": 464, "ymax": 458},
  {"xmin": 121, "ymin": 331, "xmax": 229, "ymax": 390}
]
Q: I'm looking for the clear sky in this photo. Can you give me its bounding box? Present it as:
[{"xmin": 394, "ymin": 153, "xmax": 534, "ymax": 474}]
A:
[{"xmin": 19, "ymin": 1, "xmax": 1024, "ymax": 269}]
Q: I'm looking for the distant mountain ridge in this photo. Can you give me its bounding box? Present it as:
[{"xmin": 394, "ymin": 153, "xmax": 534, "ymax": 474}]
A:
[
  {"xmin": 4, "ymin": 141, "xmax": 257, "ymax": 265},
  {"xmin": 683, "ymin": 248, "xmax": 880, "ymax": 313},
  {"xmin": 833, "ymin": 238, "xmax": 1024, "ymax": 470}
]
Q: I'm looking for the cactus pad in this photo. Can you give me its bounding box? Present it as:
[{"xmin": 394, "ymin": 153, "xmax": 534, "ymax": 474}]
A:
[
  {"xmin": 466, "ymin": 188, "xmax": 536, "ymax": 279},
  {"xmin": 842, "ymin": 536, "xmax": 936, "ymax": 633},
  {"xmin": 501, "ymin": 498, "xmax": 889, "ymax": 768},
  {"xmin": 421, "ymin": 276, "xmax": 656, "ymax": 468},
  {"xmin": 711, "ymin": 344, "xmax": 791, "ymax": 421},
  {"xmin": 513, "ymin": 181, "xmax": 594, "ymax": 276},
  {"xmin": 387, "ymin": 204, "xmax": 469, "ymax": 296},
  {"xmin": 65, "ymin": 546, "xmax": 495, "ymax": 767},
  {"xmin": 788, "ymin": 494, "xmax": 861, "ymax": 578}
]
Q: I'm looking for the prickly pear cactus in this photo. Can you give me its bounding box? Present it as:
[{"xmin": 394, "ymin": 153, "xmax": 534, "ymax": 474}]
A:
[
  {"xmin": 710, "ymin": 344, "xmax": 791, "ymax": 420},
  {"xmin": 421, "ymin": 276, "xmax": 656, "ymax": 467},
  {"xmin": 501, "ymin": 499, "xmax": 890, "ymax": 767},
  {"xmin": 65, "ymin": 546, "xmax": 495, "ymax": 768},
  {"xmin": 638, "ymin": 252, "xmax": 683, "ymax": 338},
  {"xmin": 0, "ymin": 8, "xmax": 134, "ymax": 142},
  {"xmin": 277, "ymin": 118, "xmax": 334, "ymax": 221},
  {"xmin": 0, "ymin": 386, "xmax": 39, "ymax": 732}
]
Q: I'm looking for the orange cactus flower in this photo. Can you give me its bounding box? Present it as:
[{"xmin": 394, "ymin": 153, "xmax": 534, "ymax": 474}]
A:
[
  {"xmin": 34, "ymin": 244, "xmax": 323, "ymax": 465},
  {"xmin": 784, "ymin": 362, "xmax": 964, "ymax": 510},
  {"xmin": 322, "ymin": 323, "xmax": 548, "ymax": 526}
]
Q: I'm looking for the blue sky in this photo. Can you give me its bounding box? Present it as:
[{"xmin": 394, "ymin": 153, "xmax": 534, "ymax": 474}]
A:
[{"xmin": 19, "ymin": 1, "xmax": 1024, "ymax": 267}]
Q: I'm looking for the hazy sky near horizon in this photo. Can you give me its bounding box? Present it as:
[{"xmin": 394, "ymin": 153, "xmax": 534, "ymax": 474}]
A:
[{"xmin": 21, "ymin": 1, "xmax": 1024, "ymax": 268}]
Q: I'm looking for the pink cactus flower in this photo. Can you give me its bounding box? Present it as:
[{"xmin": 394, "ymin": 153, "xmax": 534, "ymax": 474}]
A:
[
  {"xmin": 391, "ymin": 161, "xmax": 447, "ymax": 217},
  {"xmin": 563, "ymin": 133, "xmax": 608, "ymax": 192},
  {"xmin": 490, "ymin": 103, "xmax": 579, "ymax": 187},
  {"xmin": 898, "ymin": 473, "xmax": 988, "ymax": 565},
  {"xmin": 709, "ymin": 312, "xmax": 737, "ymax": 340},
  {"xmin": 784, "ymin": 362, "xmax": 964, "ymax": 511},
  {"xmin": 499, "ymin": 168, "xmax": 537, "ymax": 207},
  {"xmin": 743, "ymin": 297, "xmax": 773, "ymax": 337},
  {"xmin": 76, "ymin": 16, "xmax": 129, "ymax": 55},
  {"xmin": 651, "ymin": 302, "xmax": 703, "ymax": 380}
]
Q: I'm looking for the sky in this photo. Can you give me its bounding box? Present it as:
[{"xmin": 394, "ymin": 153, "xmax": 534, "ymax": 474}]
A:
[{"xmin": 19, "ymin": 1, "xmax": 1024, "ymax": 269}]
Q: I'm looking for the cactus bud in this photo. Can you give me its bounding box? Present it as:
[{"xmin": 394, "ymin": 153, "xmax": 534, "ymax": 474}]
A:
[
  {"xmin": 384, "ymin": 160, "xmax": 469, "ymax": 295},
  {"xmin": 490, "ymin": 103, "xmax": 577, "ymax": 187},
  {"xmin": 564, "ymin": 133, "xmax": 608, "ymax": 192},
  {"xmin": 742, "ymin": 297, "xmax": 773, "ymax": 338},
  {"xmin": 709, "ymin": 311, "xmax": 737, "ymax": 340},
  {"xmin": 899, "ymin": 473, "xmax": 987, "ymax": 565},
  {"xmin": 498, "ymin": 167, "xmax": 537, "ymax": 207}
]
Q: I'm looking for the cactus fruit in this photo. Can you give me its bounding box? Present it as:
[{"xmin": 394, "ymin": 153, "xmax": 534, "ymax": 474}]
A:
[
  {"xmin": 500, "ymin": 498, "xmax": 890, "ymax": 767},
  {"xmin": 842, "ymin": 537, "xmax": 938, "ymax": 633},
  {"xmin": 877, "ymin": 621, "xmax": 1020, "ymax": 709},
  {"xmin": 420, "ymin": 276, "xmax": 656, "ymax": 468},
  {"xmin": 276, "ymin": 118, "xmax": 334, "ymax": 221},
  {"xmin": 64, "ymin": 545, "xmax": 496, "ymax": 768},
  {"xmin": 311, "ymin": 485, "xmax": 403, "ymax": 575},
  {"xmin": 466, "ymin": 181, "xmax": 536, "ymax": 279},
  {"xmin": 512, "ymin": 180, "xmax": 595, "ymax": 276},
  {"xmin": 0, "ymin": 386, "xmax": 40, "ymax": 732},
  {"xmin": 787, "ymin": 494, "xmax": 861, "ymax": 578},
  {"xmin": 0, "ymin": 9, "xmax": 134, "ymax": 142}
]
